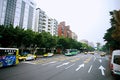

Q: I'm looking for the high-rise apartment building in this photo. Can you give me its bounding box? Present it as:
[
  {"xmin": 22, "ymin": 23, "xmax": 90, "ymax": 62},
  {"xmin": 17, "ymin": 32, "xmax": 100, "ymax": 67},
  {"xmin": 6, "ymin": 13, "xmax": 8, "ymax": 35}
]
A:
[
  {"xmin": 35, "ymin": 8, "xmax": 58, "ymax": 36},
  {"xmin": 34, "ymin": 8, "xmax": 45, "ymax": 32},
  {"xmin": 48, "ymin": 18, "xmax": 58, "ymax": 36},
  {"xmin": 58, "ymin": 21, "xmax": 71, "ymax": 38},
  {"xmin": 58, "ymin": 21, "xmax": 66, "ymax": 37},
  {"xmin": 0, "ymin": 0, "xmax": 36, "ymax": 30},
  {"xmin": 51, "ymin": 19, "xmax": 58, "ymax": 36},
  {"xmin": 58, "ymin": 21, "xmax": 78, "ymax": 40}
]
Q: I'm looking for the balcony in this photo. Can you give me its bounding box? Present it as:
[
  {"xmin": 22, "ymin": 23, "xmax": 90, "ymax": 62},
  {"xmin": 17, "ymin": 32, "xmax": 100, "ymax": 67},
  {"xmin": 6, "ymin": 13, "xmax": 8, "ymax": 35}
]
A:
[
  {"xmin": 42, "ymin": 23, "xmax": 46, "ymax": 25},
  {"xmin": 42, "ymin": 25, "xmax": 46, "ymax": 28},
  {"xmin": 42, "ymin": 19, "xmax": 46, "ymax": 21},
  {"xmin": 48, "ymin": 25, "xmax": 51, "ymax": 27}
]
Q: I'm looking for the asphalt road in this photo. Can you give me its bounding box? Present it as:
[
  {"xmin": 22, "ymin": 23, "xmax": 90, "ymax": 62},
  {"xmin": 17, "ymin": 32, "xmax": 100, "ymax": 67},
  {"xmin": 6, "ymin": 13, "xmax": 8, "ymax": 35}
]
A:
[{"xmin": 0, "ymin": 52, "xmax": 119, "ymax": 80}]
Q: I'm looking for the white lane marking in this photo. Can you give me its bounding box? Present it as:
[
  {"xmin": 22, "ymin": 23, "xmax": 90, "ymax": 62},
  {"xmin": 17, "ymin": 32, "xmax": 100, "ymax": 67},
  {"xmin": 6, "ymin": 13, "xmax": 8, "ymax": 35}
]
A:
[
  {"xmin": 88, "ymin": 65, "xmax": 92, "ymax": 73},
  {"xmin": 56, "ymin": 62, "xmax": 70, "ymax": 68},
  {"xmin": 65, "ymin": 63, "xmax": 75, "ymax": 69},
  {"xmin": 76, "ymin": 64, "xmax": 84, "ymax": 71},
  {"xmin": 106, "ymin": 57, "xmax": 109, "ymax": 61},
  {"xmin": 22, "ymin": 61, "xmax": 36, "ymax": 64},
  {"xmin": 99, "ymin": 65, "xmax": 106, "ymax": 76},
  {"xmin": 42, "ymin": 61, "xmax": 57, "ymax": 65},
  {"xmin": 94, "ymin": 56, "xmax": 96, "ymax": 61},
  {"xmin": 99, "ymin": 59, "xmax": 102, "ymax": 63}
]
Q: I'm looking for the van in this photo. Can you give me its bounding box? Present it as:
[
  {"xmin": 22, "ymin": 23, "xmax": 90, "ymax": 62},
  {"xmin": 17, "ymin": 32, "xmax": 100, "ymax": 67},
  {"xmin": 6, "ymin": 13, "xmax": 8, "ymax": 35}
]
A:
[{"xmin": 110, "ymin": 50, "xmax": 120, "ymax": 76}]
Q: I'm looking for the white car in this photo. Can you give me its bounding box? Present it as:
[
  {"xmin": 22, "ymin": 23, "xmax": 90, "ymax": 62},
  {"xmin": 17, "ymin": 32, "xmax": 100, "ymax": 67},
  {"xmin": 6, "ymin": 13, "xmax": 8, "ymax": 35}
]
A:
[
  {"xmin": 43, "ymin": 53, "xmax": 54, "ymax": 57},
  {"xmin": 19, "ymin": 54, "xmax": 36, "ymax": 61},
  {"xmin": 110, "ymin": 50, "xmax": 120, "ymax": 76}
]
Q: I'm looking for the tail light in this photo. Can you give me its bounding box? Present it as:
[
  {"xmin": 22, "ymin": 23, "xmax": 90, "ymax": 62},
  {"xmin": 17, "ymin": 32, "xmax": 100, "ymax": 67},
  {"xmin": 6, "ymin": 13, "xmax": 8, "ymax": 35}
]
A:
[{"xmin": 110, "ymin": 63, "xmax": 113, "ymax": 70}]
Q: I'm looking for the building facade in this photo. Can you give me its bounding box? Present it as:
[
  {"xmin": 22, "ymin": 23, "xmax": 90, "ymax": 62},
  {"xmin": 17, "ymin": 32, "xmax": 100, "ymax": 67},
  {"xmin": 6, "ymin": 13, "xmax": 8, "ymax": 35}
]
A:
[
  {"xmin": 48, "ymin": 18, "xmax": 58, "ymax": 36},
  {"xmin": 34, "ymin": 8, "xmax": 45, "ymax": 32},
  {"xmin": 72, "ymin": 32, "xmax": 78, "ymax": 41},
  {"xmin": 58, "ymin": 21, "xmax": 77, "ymax": 40},
  {"xmin": 58, "ymin": 21, "xmax": 67, "ymax": 37},
  {"xmin": 0, "ymin": 0, "xmax": 36, "ymax": 30},
  {"xmin": 34, "ymin": 8, "xmax": 58, "ymax": 36}
]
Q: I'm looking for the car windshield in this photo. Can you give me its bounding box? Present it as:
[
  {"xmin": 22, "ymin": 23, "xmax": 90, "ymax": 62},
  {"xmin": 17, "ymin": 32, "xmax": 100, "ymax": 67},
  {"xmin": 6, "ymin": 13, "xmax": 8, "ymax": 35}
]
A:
[{"xmin": 114, "ymin": 55, "xmax": 120, "ymax": 65}]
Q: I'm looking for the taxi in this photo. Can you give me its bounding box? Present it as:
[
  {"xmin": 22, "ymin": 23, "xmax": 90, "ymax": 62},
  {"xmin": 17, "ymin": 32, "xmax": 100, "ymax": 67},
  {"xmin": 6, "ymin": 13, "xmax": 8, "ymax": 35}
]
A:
[{"xmin": 19, "ymin": 54, "xmax": 36, "ymax": 61}]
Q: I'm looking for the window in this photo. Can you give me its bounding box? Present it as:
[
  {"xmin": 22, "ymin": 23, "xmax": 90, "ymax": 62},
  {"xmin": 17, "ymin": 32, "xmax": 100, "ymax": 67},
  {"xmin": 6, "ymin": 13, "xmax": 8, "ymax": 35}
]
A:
[{"xmin": 114, "ymin": 55, "xmax": 120, "ymax": 65}]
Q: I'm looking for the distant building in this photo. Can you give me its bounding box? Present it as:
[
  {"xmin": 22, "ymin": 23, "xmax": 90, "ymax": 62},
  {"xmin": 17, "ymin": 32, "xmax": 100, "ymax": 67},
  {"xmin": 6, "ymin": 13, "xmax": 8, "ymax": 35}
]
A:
[
  {"xmin": 58, "ymin": 21, "xmax": 71, "ymax": 38},
  {"xmin": 72, "ymin": 32, "xmax": 78, "ymax": 41},
  {"xmin": 80, "ymin": 39, "xmax": 88, "ymax": 44},
  {"xmin": 58, "ymin": 21, "xmax": 77, "ymax": 40},
  {"xmin": 34, "ymin": 8, "xmax": 58, "ymax": 36},
  {"xmin": 0, "ymin": 0, "xmax": 36, "ymax": 30},
  {"xmin": 66, "ymin": 25, "xmax": 72, "ymax": 38},
  {"xmin": 88, "ymin": 42, "xmax": 94, "ymax": 47},
  {"xmin": 58, "ymin": 21, "xmax": 66, "ymax": 37},
  {"xmin": 80, "ymin": 39, "xmax": 95, "ymax": 47}
]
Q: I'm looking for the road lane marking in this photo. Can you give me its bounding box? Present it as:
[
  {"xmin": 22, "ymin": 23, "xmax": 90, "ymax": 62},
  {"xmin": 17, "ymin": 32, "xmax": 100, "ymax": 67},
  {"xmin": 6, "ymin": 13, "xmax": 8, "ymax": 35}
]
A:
[
  {"xmin": 88, "ymin": 65, "xmax": 92, "ymax": 73},
  {"xmin": 99, "ymin": 65, "xmax": 106, "ymax": 76},
  {"xmin": 84, "ymin": 57, "xmax": 91, "ymax": 63},
  {"xmin": 22, "ymin": 61, "xmax": 36, "ymax": 64},
  {"xmin": 65, "ymin": 63, "xmax": 75, "ymax": 69},
  {"xmin": 70, "ymin": 60, "xmax": 76, "ymax": 62},
  {"xmin": 76, "ymin": 64, "xmax": 84, "ymax": 71},
  {"xmin": 56, "ymin": 62, "xmax": 70, "ymax": 68},
  {"xmin": 93, "ymin": 56, "xmax": 96, "ymax": 61},
  {"xmin": 42, "ymin": 61, "xmax": 57, "ymax": 65},
  {"xmin": 99, "ymin": 59, "xmax": 102, "ymax": 63}
]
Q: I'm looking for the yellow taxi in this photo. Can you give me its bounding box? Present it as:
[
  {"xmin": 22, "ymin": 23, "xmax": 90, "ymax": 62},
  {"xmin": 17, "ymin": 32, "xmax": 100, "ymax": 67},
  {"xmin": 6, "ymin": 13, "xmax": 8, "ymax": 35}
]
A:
[
  {"xmin": 19, "ymin": 54, "xmax": 37, "ymax": 61},
  {"xmin": 43, "ymin": 53, "xmax": 54, "ymax": 57},
  {"xmin": 100, "ymin": 52, "xmax": 106, "ymax": 57}
]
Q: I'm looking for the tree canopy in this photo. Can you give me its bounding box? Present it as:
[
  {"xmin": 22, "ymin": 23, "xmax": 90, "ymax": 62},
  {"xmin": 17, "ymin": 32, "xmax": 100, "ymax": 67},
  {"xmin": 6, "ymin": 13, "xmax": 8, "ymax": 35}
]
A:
[
  {"xmin": 103, "ymin": 10, "xmax": 120, "ymax": 52},
  {"xmin": 0, "ymin": 25, "xmax": 95, "ymax": 54}
]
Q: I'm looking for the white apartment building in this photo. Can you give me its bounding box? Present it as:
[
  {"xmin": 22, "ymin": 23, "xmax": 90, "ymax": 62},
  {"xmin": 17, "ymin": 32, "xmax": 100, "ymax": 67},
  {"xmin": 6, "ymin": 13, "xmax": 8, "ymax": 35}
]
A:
[
  {"xmin": 51, "ymin": 19, "xmax": 58, "ymax": 36},
  {"xmin": 34, "ymin": 8, "xmax": 45, "ymax": 32},
  {"xmin": 0, "ymin": 0, "xmax": 36, "ymax": 30},
  {"xmin": 35, "ymin": 8, "xmax": 58, "ymax": 36},
  {"xmin": 48, "ymin": 18, "xmax": 58, "ymax": 36}
]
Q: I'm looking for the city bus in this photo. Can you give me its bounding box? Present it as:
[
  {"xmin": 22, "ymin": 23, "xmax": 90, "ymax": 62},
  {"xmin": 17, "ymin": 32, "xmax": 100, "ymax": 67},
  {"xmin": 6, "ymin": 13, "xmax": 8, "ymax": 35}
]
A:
[
  {"xmin": 0, "ymin": 48, "xmax": 19, "ymax": 67},
  {"xmin": 65, "ymin": 49, "xmax": 79, "ymax": 56}
]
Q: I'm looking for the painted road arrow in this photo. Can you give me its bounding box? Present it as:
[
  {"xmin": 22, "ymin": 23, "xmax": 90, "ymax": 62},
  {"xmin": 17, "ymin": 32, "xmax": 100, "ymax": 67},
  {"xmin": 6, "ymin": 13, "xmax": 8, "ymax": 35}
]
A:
[
  {"xmin": 99, "ymin": 65, "xmax": 106, "ymax": 76},
  {"xmin": 56, "ymin": 62, "xmax": 70, "ymax": 68},
  {"xmin": 99, "ymin": 59, "xmax": 102, "ymax": 63},
  {"xmin": 76, "ymin": 64, "xmax": 84, "ymax": 71}
]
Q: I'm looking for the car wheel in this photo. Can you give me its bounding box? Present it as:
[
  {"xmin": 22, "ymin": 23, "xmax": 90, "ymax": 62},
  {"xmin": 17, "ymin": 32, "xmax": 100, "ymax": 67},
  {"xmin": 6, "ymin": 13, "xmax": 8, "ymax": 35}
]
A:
[{"xmin": 111, "ymin": 71, "xmax": 114, "ymax": 76}]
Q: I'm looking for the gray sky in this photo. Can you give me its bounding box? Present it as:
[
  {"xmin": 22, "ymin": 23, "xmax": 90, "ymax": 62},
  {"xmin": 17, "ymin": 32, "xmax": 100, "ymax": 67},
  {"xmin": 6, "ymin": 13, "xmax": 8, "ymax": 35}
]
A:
[{"xmin": 34, "ymin": 0, "xmax": 120, "ymax": 45}]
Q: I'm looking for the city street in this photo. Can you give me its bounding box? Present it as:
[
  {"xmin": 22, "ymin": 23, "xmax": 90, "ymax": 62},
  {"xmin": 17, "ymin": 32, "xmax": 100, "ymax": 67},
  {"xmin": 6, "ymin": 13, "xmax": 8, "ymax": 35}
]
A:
[{"xmin": 0, "ymin": 52, "xmax": 118, "ymax": 80}]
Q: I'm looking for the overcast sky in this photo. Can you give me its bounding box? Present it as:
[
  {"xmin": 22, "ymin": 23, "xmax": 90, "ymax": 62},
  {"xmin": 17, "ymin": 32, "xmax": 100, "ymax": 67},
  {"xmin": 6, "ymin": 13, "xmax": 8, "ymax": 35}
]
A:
[{"xmin": 34, "ymin": 0, "xmax": 120, "ymax": 45}]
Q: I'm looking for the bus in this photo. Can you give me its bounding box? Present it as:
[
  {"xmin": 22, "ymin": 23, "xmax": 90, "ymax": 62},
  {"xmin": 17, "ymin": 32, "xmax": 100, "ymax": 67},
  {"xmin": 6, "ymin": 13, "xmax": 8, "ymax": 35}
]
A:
[
  {"xmin": 0, "ymin": 48, "xmax": 19, "ymax": 67},
  {"xmin": 65, "ymin": 49, "xmax": 79, "ymax": 56}
]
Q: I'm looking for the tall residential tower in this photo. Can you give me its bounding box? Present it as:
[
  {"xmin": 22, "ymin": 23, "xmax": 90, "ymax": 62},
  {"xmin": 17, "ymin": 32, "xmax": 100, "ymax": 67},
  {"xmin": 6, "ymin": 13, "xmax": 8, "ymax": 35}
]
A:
[
  {"xmin": 35, "ymin": 8, "xmax": 58, "ymax": 36},
  {"xmin": 0, "ymin": 0, "xmax": 36, "ymax": 30}
]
